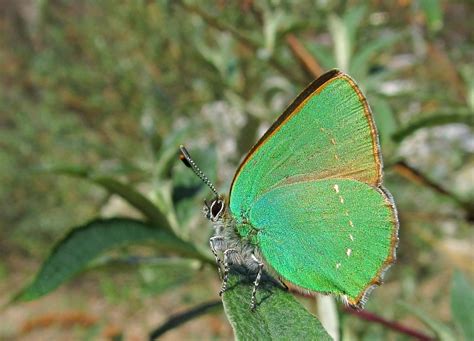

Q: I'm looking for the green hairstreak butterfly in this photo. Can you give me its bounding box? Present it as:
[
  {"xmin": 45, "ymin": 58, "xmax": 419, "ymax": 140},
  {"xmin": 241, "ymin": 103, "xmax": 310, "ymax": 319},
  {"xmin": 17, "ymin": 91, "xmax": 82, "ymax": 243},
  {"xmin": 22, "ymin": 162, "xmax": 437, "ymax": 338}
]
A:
[{"xmin": 180, "ymin": 69, "xmax": 399, "ymax": 310}]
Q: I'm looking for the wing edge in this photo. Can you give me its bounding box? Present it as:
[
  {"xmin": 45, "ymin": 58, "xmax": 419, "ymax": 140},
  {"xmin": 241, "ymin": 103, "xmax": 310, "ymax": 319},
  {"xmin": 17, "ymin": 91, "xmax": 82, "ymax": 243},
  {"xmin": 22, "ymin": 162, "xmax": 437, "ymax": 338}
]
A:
[
  {"xmin": 341, "ymin": 74, "xmax": 383, "ymax": 187},
  {"xmin": 346, "ymin": 185, "xmax": 399, "ymax": 308}
]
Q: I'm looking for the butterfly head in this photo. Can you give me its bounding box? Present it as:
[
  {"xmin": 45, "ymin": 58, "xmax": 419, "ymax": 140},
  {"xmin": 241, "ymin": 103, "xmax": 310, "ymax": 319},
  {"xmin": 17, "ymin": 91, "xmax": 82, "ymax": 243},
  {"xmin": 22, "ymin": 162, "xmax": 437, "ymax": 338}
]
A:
[
  {"xmin": 203, "ymin": 197, "xmax": 225, "ymax": 222},
  {"xmin": 179, "ymin": 145, "xmax": 225, "ymax": 222}
]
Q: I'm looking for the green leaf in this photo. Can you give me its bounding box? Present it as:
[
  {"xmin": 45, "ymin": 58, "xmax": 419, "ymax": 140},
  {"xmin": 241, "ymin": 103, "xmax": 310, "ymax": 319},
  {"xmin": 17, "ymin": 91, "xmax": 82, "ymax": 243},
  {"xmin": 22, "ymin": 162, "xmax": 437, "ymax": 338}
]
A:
[
  {"xmin": 90, "ymin": 256, "xmax": 201, "ymax": 296},
  {"xmin": 342, "ymin": 5, "xmax": 367, "ymax": 48},
  {"xmin": 14, "ymin": 218, "xmax": 204, "ymax": 301},
  {"xmin": 328, "ymin": 5, "xmax": 367, "ymax": 72},
  {"xmin": 42, "ymin": 164, "xmax": 173, "ymax": 231},
  {"xmin": 138, "ymin": 258, "xmax": 200, "ymax": 296},
  {"xmin": 392, "ymin": 110, "xmax": 474, "ymax": 143},
  {"xmin": 222, "ymin": 270, "xmax": 331, "ymax": 340},
  {"xmin": 459, "ymin": 64, "xmax": 474, "ymax": 111},
  {"xmin": 262, "ymin": 9, "xmax": 281, "ymax": 54},
  {"xmin": 398, "ymin": 301, "xmax": 455, "ymax": 341},
  {"xmin": 94, "ymin": 177, "xmax": 172, "ymax": 227},
  {"xmin": 420, "ymin": 0, "xmax": 443, "ymax": 33},
  {"xmin": 350, "ymin": 32, "xmax": 404, "ymax": 79},
  {"xmin": 329, "ymin": 14, "xmax": 350, "ymax": 71},
  {"xmin": 451, "ymin": 270, "xmax": 474, "ymax": 340}
]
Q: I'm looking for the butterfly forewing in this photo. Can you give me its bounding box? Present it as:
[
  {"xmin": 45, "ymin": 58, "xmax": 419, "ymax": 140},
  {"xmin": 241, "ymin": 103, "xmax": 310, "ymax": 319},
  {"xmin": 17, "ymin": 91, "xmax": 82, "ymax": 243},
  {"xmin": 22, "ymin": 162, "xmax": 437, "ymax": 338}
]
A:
[{"xmin": 229, "ymin": 71, "xmax": 382, "ymax": 218}]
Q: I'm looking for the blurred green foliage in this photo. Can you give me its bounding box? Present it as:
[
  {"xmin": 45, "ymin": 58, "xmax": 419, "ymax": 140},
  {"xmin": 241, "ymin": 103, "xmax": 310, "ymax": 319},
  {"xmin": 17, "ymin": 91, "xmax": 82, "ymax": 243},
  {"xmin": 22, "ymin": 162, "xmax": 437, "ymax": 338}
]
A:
[{"xmin": 1, "ymin": 0, "xmax": 473, "ymax": 339}]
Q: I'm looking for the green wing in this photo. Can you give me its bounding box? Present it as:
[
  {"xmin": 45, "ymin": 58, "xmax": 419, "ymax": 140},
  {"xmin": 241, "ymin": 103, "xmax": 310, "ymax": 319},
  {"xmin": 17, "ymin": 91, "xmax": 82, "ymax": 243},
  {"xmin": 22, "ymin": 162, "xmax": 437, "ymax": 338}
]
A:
[
  {"xmin": 250, "ymin": 179, "xmax": 398, "ymax": 307},
  {"xmin": 229, "ymin": 70, "xmax": 382, "ymax": 219}
]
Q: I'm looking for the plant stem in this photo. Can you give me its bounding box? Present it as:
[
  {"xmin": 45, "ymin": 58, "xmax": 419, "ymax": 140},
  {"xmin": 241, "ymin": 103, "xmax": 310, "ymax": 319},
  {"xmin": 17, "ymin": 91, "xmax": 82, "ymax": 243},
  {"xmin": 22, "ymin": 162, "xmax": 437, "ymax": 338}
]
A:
[
  {"xmin": 149, "ymin": 300, "xmax": 222, "ymax": 340},
  {"xmin": 286, "ymin": 34, "xmax": 324, "ymax": 80},
  {"xmin": 292, "ymin": 289, "xmax": 434, "ymax": 340},
  {"xmin": 391, "ymin": 160, "xmax": 474, "ymax": 221},
  {"xmin": 343, "ymin": 307, "xmax": 435, "ymax": 341},
  {"xmin": 392, "ymin": 161, "xmax": 456, "ymax": 198}
]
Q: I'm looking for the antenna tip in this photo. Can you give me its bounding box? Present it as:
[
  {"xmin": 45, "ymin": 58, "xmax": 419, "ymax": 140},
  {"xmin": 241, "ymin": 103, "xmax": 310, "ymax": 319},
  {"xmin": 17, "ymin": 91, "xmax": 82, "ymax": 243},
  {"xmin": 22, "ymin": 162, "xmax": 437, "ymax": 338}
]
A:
[
  {"xmin": 178, "ymin": 146, "xmax": 192, "ymax": 168},
  {"xmin": 179, "ymin": 154, "xmax": 192, "ymax": 168}
]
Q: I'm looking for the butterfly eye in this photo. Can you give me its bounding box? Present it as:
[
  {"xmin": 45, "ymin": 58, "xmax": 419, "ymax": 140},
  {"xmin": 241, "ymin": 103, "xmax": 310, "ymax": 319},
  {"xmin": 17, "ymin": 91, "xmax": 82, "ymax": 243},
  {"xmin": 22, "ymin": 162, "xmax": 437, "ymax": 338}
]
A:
[{"xmin": 210, "ymin": 199, "xmax": 224, "ymax": 221}]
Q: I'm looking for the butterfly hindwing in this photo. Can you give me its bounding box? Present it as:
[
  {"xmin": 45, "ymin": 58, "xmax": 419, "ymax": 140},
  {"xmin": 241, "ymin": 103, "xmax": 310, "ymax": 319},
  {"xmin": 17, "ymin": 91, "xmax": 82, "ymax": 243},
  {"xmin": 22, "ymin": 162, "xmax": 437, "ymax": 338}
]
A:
[{"xmin": 249, "ymin": 179, "xmax": 398, "ymax": 306}]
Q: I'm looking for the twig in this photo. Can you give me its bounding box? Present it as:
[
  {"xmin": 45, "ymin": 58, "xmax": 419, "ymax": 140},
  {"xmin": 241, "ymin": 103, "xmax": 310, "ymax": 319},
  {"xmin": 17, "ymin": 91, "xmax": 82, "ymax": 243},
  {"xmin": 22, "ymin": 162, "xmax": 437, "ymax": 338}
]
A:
[
  {"xmin": 286, "ymin": 34, "xmax": 324, "ymax": 80},
  {"xmin": 149, "ymin": 300, "xmax": 222, "ymax": 340},
  {"xmin": 343, "ymin": 307, "xmax": 435, "ymax": 341},
  {"xmin": 291, "ymin": 289, "xmax": 434, "ymax": 340},
  {"xmin": 392, "ymin": 160, "xmax": 455, "ymax": 198},
  {"xmin": 391, "ymin": 160, "xmax": 473, "ymax": 220}
]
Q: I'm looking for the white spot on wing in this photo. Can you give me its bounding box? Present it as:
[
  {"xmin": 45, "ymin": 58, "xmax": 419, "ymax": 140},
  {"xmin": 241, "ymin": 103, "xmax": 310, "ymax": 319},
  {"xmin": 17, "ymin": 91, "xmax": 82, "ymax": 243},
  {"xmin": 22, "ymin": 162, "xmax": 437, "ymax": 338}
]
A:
[
  {"xmin": 349, "ymin": 220, "xmax": 354, "ymax": 227},
  {"xmin": 346, "ymin": 248, "xmax": 352, "ymax": 257},
  {"xmin": 339, "ymin": 196, "xmax": 344, "ymax": 204},
  {"xmin": 349, "ymin": 234, "xmax": 354, "ymax": 241},
  {"xmin": 333, "ymin": 184, "xmax": 339, "ymax": 193},
  {"xmin": 336, "ymin": 262, "xmax": 341, "ymax": 269}
]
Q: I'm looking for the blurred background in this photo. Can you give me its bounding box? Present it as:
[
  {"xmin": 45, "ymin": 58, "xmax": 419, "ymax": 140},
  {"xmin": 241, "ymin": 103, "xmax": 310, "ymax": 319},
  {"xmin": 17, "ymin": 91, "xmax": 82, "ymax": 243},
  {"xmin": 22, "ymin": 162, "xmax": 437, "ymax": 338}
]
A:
[{"xmin": 0, "ymin": 0, "xmax": 472, "ymax": 340}]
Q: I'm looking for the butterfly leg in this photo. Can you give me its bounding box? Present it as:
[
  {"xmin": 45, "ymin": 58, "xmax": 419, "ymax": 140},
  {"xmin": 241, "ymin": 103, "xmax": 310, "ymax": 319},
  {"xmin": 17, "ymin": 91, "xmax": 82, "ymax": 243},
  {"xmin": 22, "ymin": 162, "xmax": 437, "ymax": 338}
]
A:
[
  {"xmin": 209, "ymin": 236, "xmax": 224, "ymax": 279},
  {"xmin": 219, "ymin": 248, "xmax": 238, "ymax": 296},
  {"xmin": 250, "ymin": 254, "xmax": 264, "ymax": 311}
]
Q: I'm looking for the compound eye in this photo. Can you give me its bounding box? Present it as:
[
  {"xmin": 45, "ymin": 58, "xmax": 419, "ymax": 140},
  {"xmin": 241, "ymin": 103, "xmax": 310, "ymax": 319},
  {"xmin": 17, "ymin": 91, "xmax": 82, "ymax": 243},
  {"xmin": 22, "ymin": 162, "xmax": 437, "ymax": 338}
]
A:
[{"xmin": 210, "ymin": 199, "xmax": 224, "ymax": 220}]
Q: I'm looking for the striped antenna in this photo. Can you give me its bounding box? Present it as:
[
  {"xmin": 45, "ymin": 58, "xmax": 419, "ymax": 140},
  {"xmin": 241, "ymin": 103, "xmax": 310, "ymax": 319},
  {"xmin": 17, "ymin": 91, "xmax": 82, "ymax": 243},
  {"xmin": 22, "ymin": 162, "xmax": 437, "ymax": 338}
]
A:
[{"xmin": 179, "ymin": 145, "xmax": 218, "ymax": 197}]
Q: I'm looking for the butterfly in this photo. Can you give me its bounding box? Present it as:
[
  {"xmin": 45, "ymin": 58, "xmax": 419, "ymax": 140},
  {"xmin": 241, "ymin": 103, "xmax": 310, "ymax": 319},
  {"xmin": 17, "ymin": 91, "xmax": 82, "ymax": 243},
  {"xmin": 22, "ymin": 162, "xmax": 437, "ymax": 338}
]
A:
[{"xmin": 179, "ymin": 69, "xmax": 399, "ymax": 310}]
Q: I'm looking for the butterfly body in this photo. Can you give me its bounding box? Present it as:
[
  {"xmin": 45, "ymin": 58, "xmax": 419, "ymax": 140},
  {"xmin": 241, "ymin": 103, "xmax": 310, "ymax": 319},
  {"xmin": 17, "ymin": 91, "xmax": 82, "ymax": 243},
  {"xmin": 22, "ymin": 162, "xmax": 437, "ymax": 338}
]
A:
[
  {"xmin": 208, "ymin": 207, "xmax": 258, "ymax": 263},
  {"xmin": 181, "ymin": 69, "xmax": 398, "ymax": 310}
]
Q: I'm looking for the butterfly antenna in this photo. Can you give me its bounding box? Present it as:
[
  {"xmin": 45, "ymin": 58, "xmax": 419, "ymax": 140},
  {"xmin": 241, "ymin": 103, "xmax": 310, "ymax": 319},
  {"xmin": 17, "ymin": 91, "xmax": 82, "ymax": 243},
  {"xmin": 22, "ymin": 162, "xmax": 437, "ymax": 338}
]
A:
[{"xmin": 179, "ymin": 145, "xmax": 219, "ymax": 197}]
